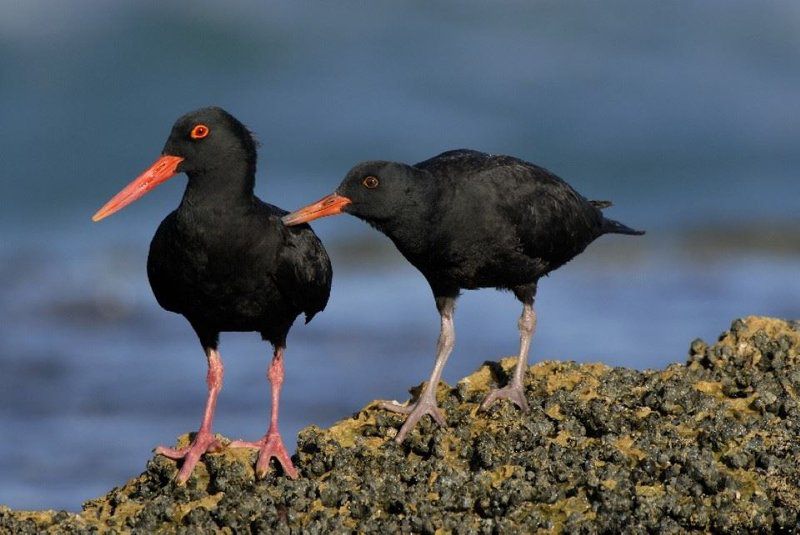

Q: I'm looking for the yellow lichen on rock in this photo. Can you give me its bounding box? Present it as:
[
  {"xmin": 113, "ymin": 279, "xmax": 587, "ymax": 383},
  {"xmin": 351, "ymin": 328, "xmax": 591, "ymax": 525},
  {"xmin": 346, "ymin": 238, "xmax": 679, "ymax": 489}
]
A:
[{"xmin": 3, "ymin": 316, "xmax": 800, "ymax": 533}]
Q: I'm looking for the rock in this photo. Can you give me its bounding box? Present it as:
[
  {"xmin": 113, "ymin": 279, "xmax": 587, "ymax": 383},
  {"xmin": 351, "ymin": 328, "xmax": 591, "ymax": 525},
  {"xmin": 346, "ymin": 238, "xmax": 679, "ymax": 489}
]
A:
[{"xmin": 3, "ymin": 316, "xmax": 800, "ymax": 533}]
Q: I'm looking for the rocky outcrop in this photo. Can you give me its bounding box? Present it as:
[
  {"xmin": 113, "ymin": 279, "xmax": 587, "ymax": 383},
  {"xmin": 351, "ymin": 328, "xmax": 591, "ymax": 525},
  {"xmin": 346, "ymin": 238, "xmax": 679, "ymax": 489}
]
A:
[{"xmin": 3, "ymin": 316, "xmax": 800, "ymax": 533}]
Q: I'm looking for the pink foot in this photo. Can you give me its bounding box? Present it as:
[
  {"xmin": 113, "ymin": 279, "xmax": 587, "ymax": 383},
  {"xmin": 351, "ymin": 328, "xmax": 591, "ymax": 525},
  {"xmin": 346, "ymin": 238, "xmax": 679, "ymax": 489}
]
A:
[
  {"xmin": 480, "ymin": 383, "xmax": 530, "ymax": 412},
  {"xmin": 379, "ymin": 394, "xmax": 447, "ymax": 443},
  {"xmin": 155, "ymin": 431, "xmax": 222, "ymax": 484},
  {"xmin": 230, "ymin": 431, "xmax": 298, "ymax": 479}
]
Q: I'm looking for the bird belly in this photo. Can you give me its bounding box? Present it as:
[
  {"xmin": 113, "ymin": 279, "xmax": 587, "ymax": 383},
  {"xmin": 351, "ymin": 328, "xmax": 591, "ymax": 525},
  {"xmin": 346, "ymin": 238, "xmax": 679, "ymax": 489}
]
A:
[
  {"xmin": 147, "ymin": 245, "xmax": 291, "ymax": 333},
  {"xmin": 418, "ymin": 236, "xmax": 549, "ymax": 292}
]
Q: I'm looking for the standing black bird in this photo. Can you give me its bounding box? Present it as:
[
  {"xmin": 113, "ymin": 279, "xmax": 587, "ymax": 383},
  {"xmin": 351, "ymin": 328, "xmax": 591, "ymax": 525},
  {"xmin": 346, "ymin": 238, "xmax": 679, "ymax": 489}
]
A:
[
  {"xmin": 93, "ymin": 107, "xmax": 331, "ymax": 482},
  {"xmin": 283, "ymin": 149, "xmax": 642, "ymax": 443}
]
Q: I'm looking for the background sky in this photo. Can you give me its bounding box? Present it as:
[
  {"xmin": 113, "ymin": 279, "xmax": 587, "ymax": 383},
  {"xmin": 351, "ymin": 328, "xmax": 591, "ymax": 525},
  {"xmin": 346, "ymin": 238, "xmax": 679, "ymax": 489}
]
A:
[{"xmin": 1, "ymin": 0, "xmax": 799, "ymax": 510}]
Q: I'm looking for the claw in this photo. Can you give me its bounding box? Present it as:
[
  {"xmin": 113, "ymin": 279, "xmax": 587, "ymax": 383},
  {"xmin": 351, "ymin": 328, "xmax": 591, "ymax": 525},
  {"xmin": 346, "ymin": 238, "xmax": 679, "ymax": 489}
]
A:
[
  {"xmin": 154, "ymin": 445, "xmax": 191, "ymax": 460},
  {"xmin": 480, "ymin": 384, "xmax": 530, "ymax": 412},
  {"xmin": 379, "ymin": 395, "xmax": 447, "ymax": 443},
  {"xmin": 377, "ymin": 400, "xmax": 414, "ymax": 414},
  {"xmin": 155, "ymin": 431, "xmax": 222, "ymax": 484},
  {"xmin": 229, "ymin": 431, "xmax": 298, "ymax": 479}
]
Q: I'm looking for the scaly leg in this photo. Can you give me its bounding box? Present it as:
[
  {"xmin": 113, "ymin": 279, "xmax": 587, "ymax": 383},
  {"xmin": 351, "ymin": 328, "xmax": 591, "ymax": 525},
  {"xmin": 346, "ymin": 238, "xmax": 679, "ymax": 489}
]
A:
[
  {"xmin": 230, "ymin": 346, "xmax": 298, "ymax": 479},
  {"xmin": 155, "ymin": 347, "xmax": 224, "ymax": 484},
  {"xmin": 379, "ymin": 296, "xmax": 455, "ymax": 443},
  {"xmin": 480, "ymin": 301, "xmax": 535, "ymax": 412}
]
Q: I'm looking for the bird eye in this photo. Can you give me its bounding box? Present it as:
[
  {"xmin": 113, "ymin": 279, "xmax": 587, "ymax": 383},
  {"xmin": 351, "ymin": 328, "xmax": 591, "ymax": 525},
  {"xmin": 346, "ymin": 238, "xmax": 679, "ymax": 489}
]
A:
[
  {"xmin": 190, "ymin": 124, "xmax": 210, "ymax": 140},
  {"xmin": 363, "ymin": 176, "xmax": 379, "ymax": 189}
]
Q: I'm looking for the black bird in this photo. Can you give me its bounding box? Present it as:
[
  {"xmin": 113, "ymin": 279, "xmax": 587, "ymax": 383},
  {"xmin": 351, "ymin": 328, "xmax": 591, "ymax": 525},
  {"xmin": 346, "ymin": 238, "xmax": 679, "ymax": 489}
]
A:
[
  {"xmin": 283, "ymin": 149, "xmax": 642, "ymax": 443},
  {"xmin": 93, "ymin": 107, "xmax": 331, "ymax": 482}
]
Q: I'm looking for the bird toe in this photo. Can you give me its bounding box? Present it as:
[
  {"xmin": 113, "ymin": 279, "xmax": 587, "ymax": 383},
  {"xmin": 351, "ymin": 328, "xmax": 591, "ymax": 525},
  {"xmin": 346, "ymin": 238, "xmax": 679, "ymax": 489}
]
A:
[{"xmin": 480, "ymin": 385, "xmax": 530, "ymax": 413}]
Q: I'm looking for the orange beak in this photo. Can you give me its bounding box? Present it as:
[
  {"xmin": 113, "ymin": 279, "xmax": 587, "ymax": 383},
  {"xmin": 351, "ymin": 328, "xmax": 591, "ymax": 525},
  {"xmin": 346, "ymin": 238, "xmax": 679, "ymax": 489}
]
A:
[
  {"xmin": 92, "ymin": 155, "xmax": 184, "ymax": 222},
  {"xmin": 281, "ymin": 193, "xmax": 352, "ymax": 226}
]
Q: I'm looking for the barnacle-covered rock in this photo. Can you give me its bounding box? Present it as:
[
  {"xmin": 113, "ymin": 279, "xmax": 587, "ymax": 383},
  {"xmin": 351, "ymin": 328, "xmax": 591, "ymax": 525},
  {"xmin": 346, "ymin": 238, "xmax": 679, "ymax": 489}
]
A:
[{"xmin": 3, "ymin": 316, "xmax": 800, "ymax": 533}]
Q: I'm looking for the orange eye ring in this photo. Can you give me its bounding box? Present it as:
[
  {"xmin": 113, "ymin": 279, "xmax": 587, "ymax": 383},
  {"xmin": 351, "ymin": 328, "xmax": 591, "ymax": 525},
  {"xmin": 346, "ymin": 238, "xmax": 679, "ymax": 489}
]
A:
[
  {"xmin": 190, "ymin": 124, "xmax": 210, "ymax": 139},
  {"xmin": 363, "ymin": 176, "xmax": 379, "ymax": 189}
]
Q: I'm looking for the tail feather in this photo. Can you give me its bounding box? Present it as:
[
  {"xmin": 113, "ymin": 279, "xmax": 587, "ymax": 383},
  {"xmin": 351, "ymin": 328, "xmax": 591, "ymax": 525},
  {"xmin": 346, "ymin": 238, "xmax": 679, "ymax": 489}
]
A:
[
  {"xmin": 602, "ymin": 218, "xmax": 645, "ymax": 236},
  {"xmin": 590, "ymin": 200, "xmax": 613, "ymax": 209}
]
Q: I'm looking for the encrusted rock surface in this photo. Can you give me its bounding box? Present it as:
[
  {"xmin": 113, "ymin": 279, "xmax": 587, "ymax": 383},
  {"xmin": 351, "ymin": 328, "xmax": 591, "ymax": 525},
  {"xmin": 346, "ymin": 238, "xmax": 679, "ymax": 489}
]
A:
[{"xmin": 3, "ymin": 316, "xmax": 800, "ymax": 533}]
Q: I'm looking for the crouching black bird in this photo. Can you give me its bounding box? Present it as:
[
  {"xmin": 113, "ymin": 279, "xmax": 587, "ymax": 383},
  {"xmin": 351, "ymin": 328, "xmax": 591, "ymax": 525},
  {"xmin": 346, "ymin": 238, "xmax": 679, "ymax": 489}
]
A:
[
  {"xmin": 283, "ymin": 149, "xmax": 642, "ymax": 443},
  {"xmin": 93, "ymin": 107, "xmax": 332, "ymax": 482}
]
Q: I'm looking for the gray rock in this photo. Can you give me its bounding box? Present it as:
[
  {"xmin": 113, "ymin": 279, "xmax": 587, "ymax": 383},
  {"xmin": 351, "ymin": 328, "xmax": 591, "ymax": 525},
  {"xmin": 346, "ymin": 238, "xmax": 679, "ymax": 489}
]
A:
[{"xmin": 3, "ymin": 316, "xmax": 800, "ymax": 533}]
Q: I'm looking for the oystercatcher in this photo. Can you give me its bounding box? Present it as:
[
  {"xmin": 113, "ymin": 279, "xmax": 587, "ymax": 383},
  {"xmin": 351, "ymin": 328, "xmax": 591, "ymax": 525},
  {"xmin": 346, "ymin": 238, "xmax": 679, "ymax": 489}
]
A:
[
  {"xmin": 283, "ymin": 149, "xmax": 642, "ymax": 443},
  {"xmin": 93, "ymin": 107, "xmax": 332, "ymax": 482}
]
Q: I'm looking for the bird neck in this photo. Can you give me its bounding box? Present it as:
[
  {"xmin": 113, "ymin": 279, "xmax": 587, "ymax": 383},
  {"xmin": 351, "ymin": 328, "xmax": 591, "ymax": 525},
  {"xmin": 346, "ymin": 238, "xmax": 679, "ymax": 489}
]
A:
[
  {"xmin": 383, "ymin": 218, "xmax": 431, "ymax": 261},
  {"xmin": 180, "ymin": 162, "xmax": 256, "ymax": 210},
  {"xmin": 371, "ymin": 182, "xmax": 437, "ymax": 261}
]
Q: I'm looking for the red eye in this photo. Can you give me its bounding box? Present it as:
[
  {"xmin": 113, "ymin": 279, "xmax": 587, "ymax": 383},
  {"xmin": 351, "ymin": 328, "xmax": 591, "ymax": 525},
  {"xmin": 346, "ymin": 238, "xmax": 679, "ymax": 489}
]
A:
[
  {"xmin": 363, "ymin": 176, "xmax": 379, "ymax": 189},
  {"xmin": 190, "ymin": 124, "xmax": 209, "ymax": 139}
]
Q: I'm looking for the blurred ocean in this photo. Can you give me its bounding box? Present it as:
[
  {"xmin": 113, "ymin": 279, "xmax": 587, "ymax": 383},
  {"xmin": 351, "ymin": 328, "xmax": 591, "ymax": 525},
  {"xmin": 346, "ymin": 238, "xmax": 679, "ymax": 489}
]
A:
[{"xmin": 1, "ymin": 1, "xmax": 799, "ymax": 511}]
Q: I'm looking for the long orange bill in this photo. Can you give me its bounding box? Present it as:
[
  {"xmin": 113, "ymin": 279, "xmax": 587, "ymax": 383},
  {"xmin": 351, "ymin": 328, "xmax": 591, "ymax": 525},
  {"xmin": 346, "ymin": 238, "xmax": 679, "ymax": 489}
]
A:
[
  {"xmin": 281, "ymin": 193, "xmax": 352, "ymax": 226},
  {"xmin": 92, "ymin": 155, "xmax": 184, "ymax": 222}
]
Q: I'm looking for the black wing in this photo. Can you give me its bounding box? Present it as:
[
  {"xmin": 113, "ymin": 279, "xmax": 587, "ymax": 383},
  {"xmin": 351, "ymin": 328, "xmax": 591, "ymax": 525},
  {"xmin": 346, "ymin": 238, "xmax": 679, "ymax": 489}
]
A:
[{"xmin": 266, "ymin": 202, "xmax": 333, "ymax": 323}]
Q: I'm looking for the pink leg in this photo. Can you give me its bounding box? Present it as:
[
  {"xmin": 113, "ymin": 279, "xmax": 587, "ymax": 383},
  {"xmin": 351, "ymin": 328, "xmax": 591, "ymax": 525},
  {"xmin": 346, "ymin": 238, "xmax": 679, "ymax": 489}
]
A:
[
  {"xmin": 155, "ymin": 347, "xmax": 224, "ymax": 484},
  {"xmin": 378, "ymin": 296, "xmax": 455, "ymax": 443},
  {"xmin": 230, "ymin": 346, "xmax": 298, "ymax": 479},
  {"xmin": 480, "ymin": 302, "xmax": 534, "ymax": 412}
]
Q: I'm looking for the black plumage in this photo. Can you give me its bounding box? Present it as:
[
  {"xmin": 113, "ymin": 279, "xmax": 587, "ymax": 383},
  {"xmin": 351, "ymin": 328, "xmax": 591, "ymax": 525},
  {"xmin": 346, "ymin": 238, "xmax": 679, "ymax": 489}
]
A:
[
  {"xmin": 147, "ymin": 198, "xmax": 329, "ymax": 347},
  {"xmin": 94, "ymin": 107, "xmax": 331, "ymax": 482},
  {"xmin": 283, "ymin": 149, "xmax": 642, "ymax": 442}
]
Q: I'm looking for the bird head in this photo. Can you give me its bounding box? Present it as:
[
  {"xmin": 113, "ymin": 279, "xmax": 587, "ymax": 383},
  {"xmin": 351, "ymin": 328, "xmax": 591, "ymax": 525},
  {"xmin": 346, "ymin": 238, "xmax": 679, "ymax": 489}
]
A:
[
  {"xmin": 282, "ymin": 161, "xmax": 424, "ymax": 227},
  {"xmin": 92, "ymin": 107, "xmax": 257, "ymax": 222}
]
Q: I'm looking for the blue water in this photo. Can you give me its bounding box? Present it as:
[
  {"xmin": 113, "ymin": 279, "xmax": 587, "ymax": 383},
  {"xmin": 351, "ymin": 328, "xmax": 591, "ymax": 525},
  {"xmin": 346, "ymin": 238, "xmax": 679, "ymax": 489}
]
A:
[{"xmin": 2, "ymin": 1, "xmax": 800, "ymax": 511}]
